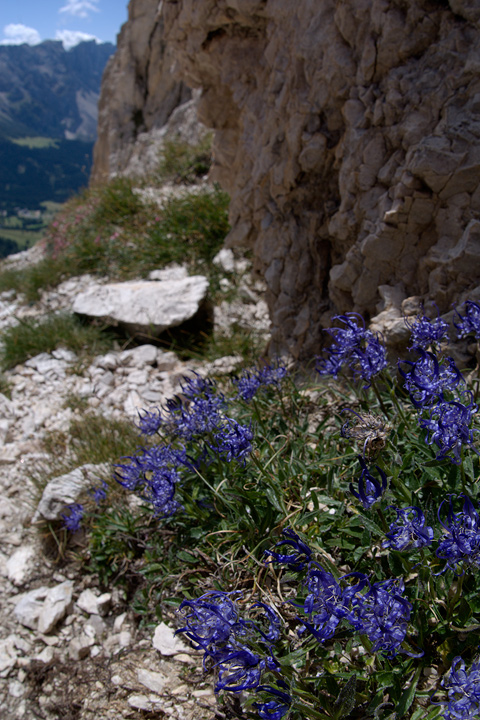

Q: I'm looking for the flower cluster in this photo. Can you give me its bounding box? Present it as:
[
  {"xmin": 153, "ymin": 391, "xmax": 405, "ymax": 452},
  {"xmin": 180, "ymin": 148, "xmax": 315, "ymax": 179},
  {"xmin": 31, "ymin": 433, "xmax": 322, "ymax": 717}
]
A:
[
  {"xmin": 404, "ymin": 308, "xmax": 449, "ymax": 350},
  {"xmin": 267, "ymin": 529, "xmax": 413, "ymax": 657},
  {"xmin": 349, "ymin": 456, "xmax": 388, "ymax": 509},
  {"xmin": 399, "ymin": 349, "xmax": 463, "ymax": 410},
  {"xmin": 399, "ymin": 348, "xmax": 477, "ymax": 463},
  {"xmin": 437, "ymin": 494, "xmax": 480, "ymax": 573},
  {"xmin": 211, "ymin": 419, "xmax": 254, "ymax": 464},
  {"xmin": 114, "ymin": 444, "xmax": 186, "ymax": 517},
  {"xmin": 253, "ymin": 685, "xmax": 292, "ymax": 720},
  {"xmin": 454, "ymin": 300, "xmax": 480, "ymax": 340},
  {"xmin": 383, "ymin": 506, "xmax": 434, "ymax": 551},
  {"xmin": 419, "ymin": 392, "xmax": 478, "ymax": 464},
  {"xmin": 316, "ymin": 313, "xmax": 387, "ymax": 385},
  {"xmin": 436, "ymin": 656, "xmax": 480, "ymax": 720},
  {"xmin": 233, "ymin": 360, "xmax": 288, "ymax": 402},
  {"xmin": 61, "ymin": 502, "xmax": 84, "ymax": 532},
  {"xmin": 176, "ymin": 591, "xmax": 286, "ymax": 697}
]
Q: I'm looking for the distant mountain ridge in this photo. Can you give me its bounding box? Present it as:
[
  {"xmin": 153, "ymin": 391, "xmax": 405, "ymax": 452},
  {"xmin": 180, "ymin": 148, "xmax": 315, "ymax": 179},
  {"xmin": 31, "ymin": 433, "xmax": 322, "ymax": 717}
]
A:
[{"xmin": 0, "ymin": 40, "xmax": 116, "ymax": 142}]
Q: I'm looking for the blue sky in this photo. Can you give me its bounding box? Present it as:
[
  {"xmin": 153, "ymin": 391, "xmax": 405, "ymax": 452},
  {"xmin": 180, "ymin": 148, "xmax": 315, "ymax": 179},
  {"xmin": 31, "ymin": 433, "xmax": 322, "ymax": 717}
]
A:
[{"xmin": 0, "ymin": 0, "xmax": 128, "ymax": 49}]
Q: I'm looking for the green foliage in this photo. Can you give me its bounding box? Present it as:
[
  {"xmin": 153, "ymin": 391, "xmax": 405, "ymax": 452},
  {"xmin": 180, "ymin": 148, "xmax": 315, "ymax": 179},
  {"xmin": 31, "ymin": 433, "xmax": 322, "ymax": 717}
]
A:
[
  {"xmin": 60, "ymin": 339, "xmax": 480, "ymax": 720},
  {"xmin": 35, "ymin": 412, "xmax": 141, "ymax": 500},
  {"xmin": 0, "ymin": 175, "xmax": 230, "ymax": 302},
  {"xmin": 156, "ymin": 134, "xmax": 213, "ymax": 184},
  {"xmin": 0, "ymin": 312, "xmax": 117, "ymax": 370}
]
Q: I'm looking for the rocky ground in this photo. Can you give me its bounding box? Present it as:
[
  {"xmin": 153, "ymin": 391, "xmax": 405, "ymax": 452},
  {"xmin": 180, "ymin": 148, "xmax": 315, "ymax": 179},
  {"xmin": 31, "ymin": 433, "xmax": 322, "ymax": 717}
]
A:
[{"xmin": 0, "ymin": 246, "xmax": 270, "ymax": 719}]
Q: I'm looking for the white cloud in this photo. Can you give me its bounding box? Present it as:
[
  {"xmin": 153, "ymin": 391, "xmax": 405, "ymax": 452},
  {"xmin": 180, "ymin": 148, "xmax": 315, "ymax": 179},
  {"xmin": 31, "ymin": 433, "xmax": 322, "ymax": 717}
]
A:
[
  {"xmin": 59, "ymin": 0, "xmax": 100, "ymax": 19},
  {"xmin": 56, "ymin": 30, "xmax": 100, "ymax": 49},
  {"xmin": 0, "ymin": 23, "xmax": 42, "ymax": 46}
]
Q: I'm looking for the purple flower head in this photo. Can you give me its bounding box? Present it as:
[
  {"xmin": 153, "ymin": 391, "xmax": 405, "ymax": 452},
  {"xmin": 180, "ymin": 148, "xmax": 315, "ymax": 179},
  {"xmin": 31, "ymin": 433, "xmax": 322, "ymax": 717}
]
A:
[
  {"xmin": 157, "ymin": 374, "xmax": 227, "ymax": 441},
  {"xmin": 89, "ymin": 480, "xmax": 108, "ymax": 505},
  {"xmin": 437, "ymin": 494, "xmax": 480, "ymax": 573},
  {"xmin": 405, "ymin": 307, "xmax": 449, "ymax": 350},
  {"xmin": 214, "ymin": 643, "xmax": 274, "ymax": 693},
  {"xmin": 316, "ymin": 313, "xmax": 387, "ymax": 384},
  {"xmin": 454, "ymin": 300, "xmax": 480, "ymax": 340},
  {"xmin": 233, "ymin": 370, "xmax": 261, "ymax": 401},
  {"xmin": 298, "ymin": 563, "xmax": 348, "ymax": 642},
  {"xmin": 399, "ymin": 349, "xmax": 464, "ymax": 409},
  {"xmin": 233, "ymin": 360, "xmax": 288, "ymax": 402},
  {"xmin": 383, "ymin": 506, "xmax": 434, "ymax": 551},
  {"xmin": 135, "ymin": 408, "xmax": 163, "ymax": 436},
  {"xmin": 62, "ymin": 503, "xmax": 84, "ymax": 532},
  {"xmin": 211, "ymin": 419, "xmax": 254, "ymax": 464},
  {"xmin": 436, "ymin": 656, "xmax": 480, "ymax": 720},
  {"xmin": 347, "ymin": 578, "xmax": 412, "ymax": 657},
  {"xmin": 350, "ymin": 457, "xmax": 388, "ymax": 509},
  {"xmin": 114, "ymin": 444, "xmax": 185, "ymax": 517},
  {"xmin": 176, "ymin": 591, "xmax": 243, "ymax": 656},
  {"xmin": 351, "ymin": 334, "xmax": 388, "ymax": 383},
  {"xmin": 265, "ymin": 528, "xmax": 313, "ymax": 572},
  {"xmin": 254, "ymin": 686, "xmax": 292, "ymax": 720},
  {"xmin": 419, "ymin": 392, "xmax": 478, "ymax": 464}
]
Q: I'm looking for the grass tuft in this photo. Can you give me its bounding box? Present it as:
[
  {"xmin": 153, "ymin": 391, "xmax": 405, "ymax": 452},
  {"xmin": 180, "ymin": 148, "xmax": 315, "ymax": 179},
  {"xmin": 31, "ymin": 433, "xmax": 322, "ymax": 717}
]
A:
[
  {"xmin": 156, "ymin": 134, "xmax": 213, "ymax": 184},
  {"xmin": 0, "ymin": 313, "xmax": 117, "ymax": 370}
]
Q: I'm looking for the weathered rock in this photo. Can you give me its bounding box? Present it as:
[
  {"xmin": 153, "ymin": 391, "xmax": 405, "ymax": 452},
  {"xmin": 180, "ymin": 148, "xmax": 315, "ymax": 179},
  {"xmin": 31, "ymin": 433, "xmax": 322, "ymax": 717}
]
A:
[
  {"xmin": 14, "ymin": 587, "xmax": 49, "ymax": 630},
  {"xmin": 33, "ymin": 464, "xmax": 109, "ymax": 522},
  {"xmin": 90, "ymin": 0, "xmax": 196, "ymax": 183},
  {"xmin": 0, "ymin": 636, "xmax": 17, "ymax": 676},
  {"xmin": 137, "ymin": 668, "xmax": 168, "ymax": 694},
  {"xmin": 152, "ymin": 622, "xmax": 190, "ymax": 656},
  {"xmin": 76, "ymin": 589, "xmax": 112, "ymax": 616},
  {"xmin": 92, "ymin": 0, "xmax": 480, "ymax": 357},
  {"xmin": 5, "ymin": 546, "xmax": 36, "ymax": 587},
  {"xmin": 37, "ymin": 580, "xmax": 74, "ymax": 634},
  {"xmin": 72, "ymin": 277, "xmax": 209, "ymax": 338}
]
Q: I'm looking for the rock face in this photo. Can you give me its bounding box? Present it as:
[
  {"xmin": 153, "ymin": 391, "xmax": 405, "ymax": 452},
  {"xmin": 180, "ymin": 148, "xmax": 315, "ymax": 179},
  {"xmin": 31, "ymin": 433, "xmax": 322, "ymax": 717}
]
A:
[
  {"xmin": 91, "ymin": 0, "xmax": 193, "ymax": 183},
  {"xmin": 93, "ymin": 0, "xmax": 480, "ymax": 357}
]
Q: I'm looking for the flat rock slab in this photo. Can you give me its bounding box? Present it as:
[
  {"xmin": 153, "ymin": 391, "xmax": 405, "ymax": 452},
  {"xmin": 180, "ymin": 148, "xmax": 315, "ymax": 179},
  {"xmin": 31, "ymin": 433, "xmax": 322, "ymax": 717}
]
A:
[
  {"xmin": 72, "ymin": 276, "xmax": 209, "ymax": 337},
  {"xmin": 33, "ymin": 463, "xmax": 109, "ymax": 522}
]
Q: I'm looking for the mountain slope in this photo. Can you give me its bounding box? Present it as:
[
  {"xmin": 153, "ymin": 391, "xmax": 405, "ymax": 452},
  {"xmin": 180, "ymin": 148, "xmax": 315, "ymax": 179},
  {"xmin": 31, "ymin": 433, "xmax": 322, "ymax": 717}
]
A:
[{"xmin": 0, "ymin": 40, "xmax": 115, "ymax": 142}]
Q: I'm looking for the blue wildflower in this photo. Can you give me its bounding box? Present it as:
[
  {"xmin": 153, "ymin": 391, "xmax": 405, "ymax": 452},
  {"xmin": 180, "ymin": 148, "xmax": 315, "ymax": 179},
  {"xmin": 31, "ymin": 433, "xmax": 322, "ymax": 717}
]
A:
[
  {"xmin": 383, "ymin": 506, "xmax": 433, "ymax": 551},
  {"xmin": 297, "ymin": 563, "xmax": 348, "ymax": 642},
  {"xmin": 136, "ymin": 408, "xmax": 163, "ymax": 436},
  {"xmin": 437, "ymin": 494, "xmax": 480, "ymax": 573},
  {"xmin": 316, "ymin": 313, "xmax": 387, "ymax": 385},
  {"xmin": 454, "ymin": 300, "xmax": 480, "ymax": 340},
  {"xmin": 176, "ymin": 591, "xmax": 280, "ymax": 694},
  {"xmin": 419, "ymin": 391, "xmax": 478, "ymax": 464},
  {"xmin": 211, "ymin": 419, "xmax": 254, "ymax": 463},
  {"xmin": 349, "ymin": 457, "xmax": 388, "ymax": 509},
  {"xmin": 214, "ymin": 644, "xmax": 278, "ymax": 693},
  {"xmin": 180, "ymin": 373, "xmax": 220, "ymax": 401},
  {"xmin": 114, "ymin": 445, "xmax": 185, "ymax": 517},
  {"xmin": 62, "ymin": 503, "xmax": 84, "ymax": 532},
  {"xmin": 265, "ymin": 528, "xmax": 313, "ymax": 572},
  {"xmin": 435, "ymin": 656, "xmax": 480, "ymax": 720},
  {"xmin": 90, "ymin": 480, "xmax": 108, "ymax": 505},
  {"xmin": 399, "ymin": 349, "xmax": 464, "ymax": 409},
  {"xmin": 253, "ymin": 685, "xmax": 292, "ymax": 719},
  {"xmin": 176, "ymin": 591, "xmax": 242, "ymax": 657},
  {"xmin": 346, "ymin": 578, "xmax": 412, "ymax": 657},
  {"xmin": 233, "ymin": 360, "xmax": 288, "ymax": 402},
  {"xmin": 405, "ymin": 310, "xmax": 449, "ymax": 350}
]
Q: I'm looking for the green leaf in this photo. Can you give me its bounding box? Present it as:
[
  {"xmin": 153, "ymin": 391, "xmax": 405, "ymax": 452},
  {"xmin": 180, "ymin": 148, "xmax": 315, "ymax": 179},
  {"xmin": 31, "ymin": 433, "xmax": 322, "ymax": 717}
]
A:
[
  {"xmin": 333, "ymin": 674, "xmax": 356, "ymax": 719},
  {"xmin": 395, "ymin": 668, "xmax": 421, "ymax": 718}
]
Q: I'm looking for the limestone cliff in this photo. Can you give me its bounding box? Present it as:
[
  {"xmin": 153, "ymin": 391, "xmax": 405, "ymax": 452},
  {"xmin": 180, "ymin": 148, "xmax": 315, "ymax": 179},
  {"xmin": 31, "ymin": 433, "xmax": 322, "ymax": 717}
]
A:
[
  {"xmin": 91, "ymin": 0, "xmax": 192, "ymax": 183},
  {"xmin": 93, "ymin": 0, "xmax": 480, "ymax": 358}
]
